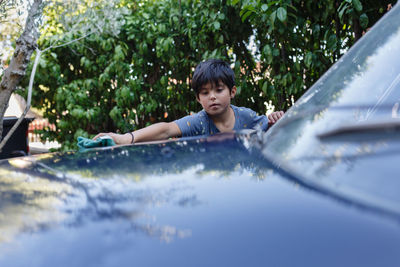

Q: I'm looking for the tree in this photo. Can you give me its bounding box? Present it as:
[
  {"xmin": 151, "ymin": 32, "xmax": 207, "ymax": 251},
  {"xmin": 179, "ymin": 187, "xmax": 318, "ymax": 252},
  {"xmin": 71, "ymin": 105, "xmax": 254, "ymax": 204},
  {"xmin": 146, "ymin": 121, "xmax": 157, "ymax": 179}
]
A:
[
  {"xmin": 24, "ymin": 0, "xmax": 254, "ymax": 149},
  {"xmin": 23, "ymin": 0, "xmax": 397, "ymax": 150},
  {"xmin": 0, "ymin": 0, "xmax": 126, "ymax": 152},
  {"xmin": 229, "ymin": 0, "xmax": 397, "ymax": 111}
]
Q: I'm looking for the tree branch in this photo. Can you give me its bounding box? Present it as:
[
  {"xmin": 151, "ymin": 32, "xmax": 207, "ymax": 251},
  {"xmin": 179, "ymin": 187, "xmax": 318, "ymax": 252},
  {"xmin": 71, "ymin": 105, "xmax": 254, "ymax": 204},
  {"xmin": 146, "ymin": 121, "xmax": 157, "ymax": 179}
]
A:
[
  {"xmin": 0, "ymin": 49, "xmax": 41, "ymax": 153},
  {"xmin": 0, "ymin": 0, "xmax": 42, "ymax": 151}
]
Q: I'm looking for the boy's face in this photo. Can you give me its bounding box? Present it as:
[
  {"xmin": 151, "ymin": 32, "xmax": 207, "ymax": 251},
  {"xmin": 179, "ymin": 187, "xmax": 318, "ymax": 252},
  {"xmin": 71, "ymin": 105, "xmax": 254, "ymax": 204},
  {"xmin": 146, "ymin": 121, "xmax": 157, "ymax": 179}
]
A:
[{"xmin": 196, "ymin": 80, "xmax": 236, "ymax": 117}]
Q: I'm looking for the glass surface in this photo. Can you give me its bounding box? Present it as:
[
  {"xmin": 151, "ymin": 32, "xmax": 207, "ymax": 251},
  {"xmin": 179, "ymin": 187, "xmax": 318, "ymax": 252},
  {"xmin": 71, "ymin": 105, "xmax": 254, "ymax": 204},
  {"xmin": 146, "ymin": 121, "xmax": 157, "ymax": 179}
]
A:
[{"xmin": 264, "ymin": 5, "xmax": 400, "ymax": 214}]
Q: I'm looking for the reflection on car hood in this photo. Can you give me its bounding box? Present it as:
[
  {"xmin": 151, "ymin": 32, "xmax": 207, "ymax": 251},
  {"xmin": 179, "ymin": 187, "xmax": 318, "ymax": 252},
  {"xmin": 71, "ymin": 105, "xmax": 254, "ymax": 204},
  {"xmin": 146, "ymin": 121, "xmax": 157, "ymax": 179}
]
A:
[{"xmin": 0, "ymin": 133, "xmax": 399, "ymax": 267}]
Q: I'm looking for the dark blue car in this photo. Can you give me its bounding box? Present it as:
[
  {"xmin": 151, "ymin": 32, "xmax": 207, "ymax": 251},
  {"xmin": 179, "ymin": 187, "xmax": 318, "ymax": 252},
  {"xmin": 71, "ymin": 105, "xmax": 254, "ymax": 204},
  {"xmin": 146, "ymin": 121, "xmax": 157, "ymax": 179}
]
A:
[{"xmin": 1, "ymin": 5, "xmax": 400, "ymax": 267}]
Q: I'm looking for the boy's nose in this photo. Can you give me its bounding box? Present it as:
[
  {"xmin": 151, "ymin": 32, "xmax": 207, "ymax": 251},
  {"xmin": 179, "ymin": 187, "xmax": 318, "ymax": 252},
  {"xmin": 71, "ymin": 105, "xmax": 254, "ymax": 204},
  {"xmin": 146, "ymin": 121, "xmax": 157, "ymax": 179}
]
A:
[{"xmin": 210, "ymin": 92, "xmax": 216, "ymax": 100}]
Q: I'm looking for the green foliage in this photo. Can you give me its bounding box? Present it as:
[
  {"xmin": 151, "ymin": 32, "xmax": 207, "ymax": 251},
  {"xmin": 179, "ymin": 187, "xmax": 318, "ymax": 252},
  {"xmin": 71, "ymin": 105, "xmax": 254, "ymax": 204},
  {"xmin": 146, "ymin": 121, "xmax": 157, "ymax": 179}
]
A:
[
  {"xmin": 229, "ymin": 0, "xmax": 396, "ymax": 111},
  {"xmin": 21, "ymin": 0, "xmax": 396, "ymax": 150},
  {"xmin": 23, "ymin": 0, "xmax": 253, "ymax": 150},
  {"xmin": 0, "ymin": 0, "xmax": 25, "ymax": 22}
]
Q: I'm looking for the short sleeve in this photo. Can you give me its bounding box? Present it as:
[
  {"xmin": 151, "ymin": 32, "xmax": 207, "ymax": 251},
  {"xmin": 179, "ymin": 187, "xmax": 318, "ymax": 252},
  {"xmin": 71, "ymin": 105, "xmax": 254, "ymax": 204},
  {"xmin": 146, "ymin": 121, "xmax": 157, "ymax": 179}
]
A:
[
  {"xmin": 234, "ymin": 106, "xmax": 269, "ymax": 131},
  {"xmin": 174, "ymin": 111, "xmax": 209, "ymax": 137}
]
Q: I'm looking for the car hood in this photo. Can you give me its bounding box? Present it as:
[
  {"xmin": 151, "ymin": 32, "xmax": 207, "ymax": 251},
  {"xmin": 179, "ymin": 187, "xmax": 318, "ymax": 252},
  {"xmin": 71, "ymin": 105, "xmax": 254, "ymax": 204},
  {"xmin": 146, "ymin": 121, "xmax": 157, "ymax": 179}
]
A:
[{"xmin": 0, "ymin": 133, "xmax": 399, "ymax": 267}]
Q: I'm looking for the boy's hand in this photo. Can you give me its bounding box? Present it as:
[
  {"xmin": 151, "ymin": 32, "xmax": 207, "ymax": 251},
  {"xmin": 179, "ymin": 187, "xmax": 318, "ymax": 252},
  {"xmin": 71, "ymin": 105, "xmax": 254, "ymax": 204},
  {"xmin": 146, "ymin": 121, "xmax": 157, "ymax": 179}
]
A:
[
  {"xmin": 93, "ymin": 132, "xmax": 133, "ymax": 145},
  {"xmin": 268, "ymin": 111, "xmax": 285, "ymax": 125}
]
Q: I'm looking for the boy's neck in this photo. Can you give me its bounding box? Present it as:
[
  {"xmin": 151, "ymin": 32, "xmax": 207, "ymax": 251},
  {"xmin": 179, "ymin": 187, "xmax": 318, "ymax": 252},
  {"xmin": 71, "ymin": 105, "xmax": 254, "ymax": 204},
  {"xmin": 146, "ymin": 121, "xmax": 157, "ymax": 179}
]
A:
[{"xmin": 209, "ymin": 105, "xmax": 235, "ymax": 132}]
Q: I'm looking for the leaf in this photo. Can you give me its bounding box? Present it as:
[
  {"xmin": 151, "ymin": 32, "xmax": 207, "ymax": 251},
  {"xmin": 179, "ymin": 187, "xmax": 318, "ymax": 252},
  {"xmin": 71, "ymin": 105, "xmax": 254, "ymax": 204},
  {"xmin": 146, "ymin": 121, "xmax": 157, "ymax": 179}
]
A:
[
  {"xmin": 121, "ymin": 87, "xmax": 130, "ymax": 99},
  {"xmin": 313, "ymin": 24, "xmax": 320, "ymax": 38},
  {"xmin": 263, "ymin": 44, "xmax": 272, "ymax": 56},
  {"xmin": 109, "ymin": 106, "xmax": 121, "ymax": 121},
  {"xmin": 261, "ymin": 4, "xmax": 268, "ymax": 12},
  {"xmin": 338, "ymin": 3, "xmax": 348, "ymax": 22},
  {"xmin": 270, "ymin": 10, "xmax": 277, "ymax": 26},
  {"xmin": 241, "ymin": 10, "xmax": 253, "ymax": 22},
  {"xmin": 268, "ymin": 1, "xmax": 280, "ymax": 6},
  {"xmin": 269, "ymin": 85, "xmax": 276, "ymax": 96},
  {"xmin": 288, "ymin": 12, "xmax": 297, "ymax": 20},
  {"xmin": 327, "ymin": 34, "xmax": 337, "ymax": 51},
  {"xmin": 323, "ymin": 28, "xmax": 331, "ymax": 40},
  {"xmin": 262, "ymin": 81, "xmax": 268, "ymax": 94},
  {"xmin": 305, "ymin": 52, "xmax": 313, "ymax": 68},
  {"xmin": 352, "ymin": 0, "xmax": 362, "ymax": 12},
  {"xmin": 142, "ymin": 13, "xmax": 150, "ymax": 20},
  {"xmin": 213, "ymin": 21, "xmax": 220, "ymax": 30},
  {"xmin": 39, "ymin": 57, "xmax": 47, "ymax": 68},
  {"xmin": 160, "ymin": 76, "xmax": 167, "ymax": 86},
  {"xmin": 163, "ymin": 39, "xmax": 169, "ymax": 51},
  {"xmin": 142, "ymin": 42, "xmax": 148, "ymax": 54},
  {"xmin": 359, "ymin": 13, "xmax": 369, "ymax": 29},
  {"xmin": 277, "ymin": 7, "xmax": 287, "ymax": 22},
  {"xmin": 239, "ymin": 8, "xmax": 246, "ymax": 17},
  {"xmin": 113, "ymin": 45, "xmax": 125, "ymax": 61},
  {"xmin": 287, "ymin": 4, "xmax": 298, "ymax": 12},
  {"xmin": 80, "ymin": 57, "xmax": 86, "ymax": 67},
  {"xmin": 295, "ymin": 62, "xmax": 300, "ymax": 72}
]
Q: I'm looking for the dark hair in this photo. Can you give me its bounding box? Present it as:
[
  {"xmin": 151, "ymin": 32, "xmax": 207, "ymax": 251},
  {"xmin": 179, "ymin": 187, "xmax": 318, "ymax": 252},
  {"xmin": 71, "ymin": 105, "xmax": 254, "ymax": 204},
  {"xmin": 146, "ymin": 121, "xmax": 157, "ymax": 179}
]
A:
[{"xmin": 192, "ymin": 59, "xmax": 235, "ymax": 96}]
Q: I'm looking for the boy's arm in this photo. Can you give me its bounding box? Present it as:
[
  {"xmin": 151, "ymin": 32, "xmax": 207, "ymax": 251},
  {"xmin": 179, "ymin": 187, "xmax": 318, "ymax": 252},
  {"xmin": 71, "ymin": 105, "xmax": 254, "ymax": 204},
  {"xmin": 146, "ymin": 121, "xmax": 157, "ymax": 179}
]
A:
[
  {"xmin": 132, "ymin": 122, "xmax": 182, "ymax": 143},
  {"xmin": 93, "ymin": 122, "xmax": 182, "ymax": 145}
]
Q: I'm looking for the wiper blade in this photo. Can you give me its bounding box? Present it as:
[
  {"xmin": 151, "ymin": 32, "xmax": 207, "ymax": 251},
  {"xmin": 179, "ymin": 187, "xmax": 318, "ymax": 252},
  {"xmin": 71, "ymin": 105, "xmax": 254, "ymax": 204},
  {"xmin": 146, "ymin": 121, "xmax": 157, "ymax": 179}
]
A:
[{"xmin": 318, "ymin": 119, "xmax": 400, "ymax": 139}]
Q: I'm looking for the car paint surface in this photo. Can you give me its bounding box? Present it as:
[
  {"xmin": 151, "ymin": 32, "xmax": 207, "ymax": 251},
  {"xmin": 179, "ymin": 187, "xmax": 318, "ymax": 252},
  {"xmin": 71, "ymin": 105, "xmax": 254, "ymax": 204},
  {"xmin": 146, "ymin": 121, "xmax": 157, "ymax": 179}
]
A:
[{"xmin": 0, "ymin": 134, "xmax": 399, "ymax": 267}]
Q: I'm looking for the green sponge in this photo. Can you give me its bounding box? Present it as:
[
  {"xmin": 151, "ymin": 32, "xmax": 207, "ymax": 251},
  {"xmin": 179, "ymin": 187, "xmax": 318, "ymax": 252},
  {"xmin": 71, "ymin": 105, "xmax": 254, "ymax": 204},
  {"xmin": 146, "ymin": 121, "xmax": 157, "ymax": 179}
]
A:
[{"xmin": 77, "ymin": 136, "xmax": 116, "ymax": 152}]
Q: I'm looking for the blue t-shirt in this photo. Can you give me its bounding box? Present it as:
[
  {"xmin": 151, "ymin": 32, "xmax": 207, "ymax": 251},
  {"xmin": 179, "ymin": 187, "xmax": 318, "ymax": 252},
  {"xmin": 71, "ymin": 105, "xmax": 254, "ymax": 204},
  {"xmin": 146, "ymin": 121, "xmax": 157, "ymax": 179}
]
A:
[{"xmin": 174, "ymin": 105, "xmax": 269, "ymax": 137}]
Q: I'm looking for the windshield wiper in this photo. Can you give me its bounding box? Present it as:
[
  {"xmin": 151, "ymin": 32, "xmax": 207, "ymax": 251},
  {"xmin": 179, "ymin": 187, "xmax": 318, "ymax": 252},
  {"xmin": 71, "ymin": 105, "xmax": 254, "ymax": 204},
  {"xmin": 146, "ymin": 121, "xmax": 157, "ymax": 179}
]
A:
[{"xmin": 318, "ymin": 119, "xmax": 400, "ymax": 139}]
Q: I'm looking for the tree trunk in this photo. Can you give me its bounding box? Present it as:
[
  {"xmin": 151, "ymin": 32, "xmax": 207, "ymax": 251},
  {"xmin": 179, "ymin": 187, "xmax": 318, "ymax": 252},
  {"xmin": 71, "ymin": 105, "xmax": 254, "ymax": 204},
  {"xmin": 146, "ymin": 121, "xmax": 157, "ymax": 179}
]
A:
[
  {"xmin": 0, "ymin": 0, "xmax": 43, "ymax": 142},
  {"xmin": 353, "ymin": 17, "xmax": 362, "ymax": 42}
]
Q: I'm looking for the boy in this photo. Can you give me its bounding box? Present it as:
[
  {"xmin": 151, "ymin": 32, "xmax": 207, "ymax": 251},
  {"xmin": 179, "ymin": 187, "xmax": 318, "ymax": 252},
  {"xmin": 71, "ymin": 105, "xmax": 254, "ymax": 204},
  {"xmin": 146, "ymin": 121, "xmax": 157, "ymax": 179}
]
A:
[{"xmin": 94, "ymin": 59, "xmax": 284, "ymax": 144}]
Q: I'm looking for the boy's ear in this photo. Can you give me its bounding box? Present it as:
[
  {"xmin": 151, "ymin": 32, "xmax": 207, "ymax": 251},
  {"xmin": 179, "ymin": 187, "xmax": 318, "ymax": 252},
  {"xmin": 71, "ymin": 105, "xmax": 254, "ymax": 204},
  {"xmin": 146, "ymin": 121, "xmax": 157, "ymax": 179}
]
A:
[
  {"xmin": 230, "ymin": 86, "xmax": 237, "ymax": 98},
  {"xmin": 196, "ymin": 94, "xmax": 201, "ymax": 103}
]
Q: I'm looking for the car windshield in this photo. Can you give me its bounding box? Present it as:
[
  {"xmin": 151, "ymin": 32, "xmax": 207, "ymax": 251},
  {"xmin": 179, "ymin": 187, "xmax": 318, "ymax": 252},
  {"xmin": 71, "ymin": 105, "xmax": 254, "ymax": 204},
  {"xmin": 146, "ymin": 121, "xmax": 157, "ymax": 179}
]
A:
[{"xmin": 262, "ymin": 5, "xmax": 400, "ymax": 216}]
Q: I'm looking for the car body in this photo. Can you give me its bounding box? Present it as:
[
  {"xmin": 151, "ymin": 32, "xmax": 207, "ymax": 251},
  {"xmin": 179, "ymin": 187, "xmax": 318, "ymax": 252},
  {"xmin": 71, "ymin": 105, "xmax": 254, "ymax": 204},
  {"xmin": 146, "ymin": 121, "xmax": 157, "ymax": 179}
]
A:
[{"xmin": 1, "ymin": 5, "xmax": 400, "ymax": 267}]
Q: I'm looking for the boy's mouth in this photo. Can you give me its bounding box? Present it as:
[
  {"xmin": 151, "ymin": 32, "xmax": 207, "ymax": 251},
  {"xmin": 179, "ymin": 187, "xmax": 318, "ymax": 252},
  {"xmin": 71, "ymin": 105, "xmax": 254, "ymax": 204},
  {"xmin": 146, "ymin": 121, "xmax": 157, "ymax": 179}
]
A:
[{"xmin": 209, "ymin": 103, "xmax": 219, "ymax": 108}]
